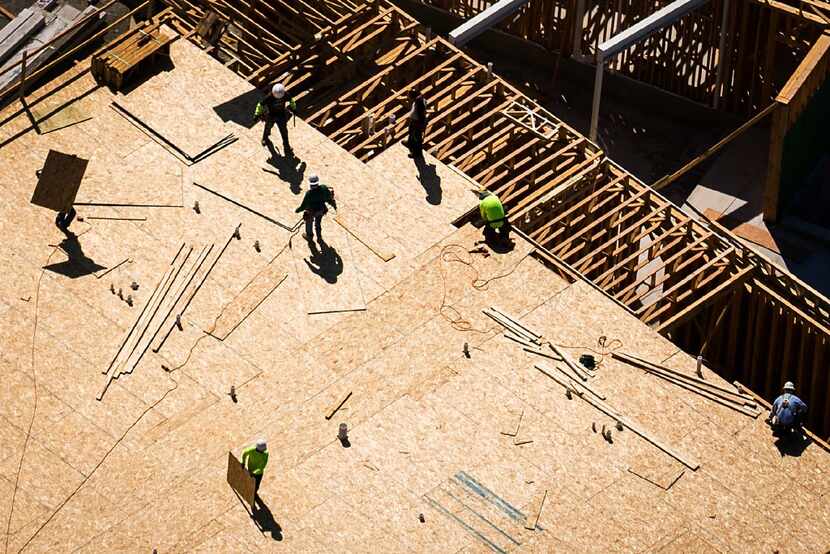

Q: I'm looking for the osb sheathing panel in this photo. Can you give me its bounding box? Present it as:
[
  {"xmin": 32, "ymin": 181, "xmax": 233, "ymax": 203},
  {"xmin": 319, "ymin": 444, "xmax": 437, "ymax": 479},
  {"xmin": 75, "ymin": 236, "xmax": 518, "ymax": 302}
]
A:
[
  {"xmin": 117, "ymin": 65, "xmax": 233, "ymax": 157},
  {"xmin": 367, "ymin": 142, "xmax": 477, "ymax": 221},
  {"xmin": 0, "ymin": 475, "xmax": 50, "ymax": 535},
  {"xmin": 2, "ymin": 33, "xmax": 829, "ymax": 554},
  {"xmin": 756, "ymin": 481, "xmax": 830, "ymax": 552},
  {"xmin": 663, "ymin": 469, "xmax": 787, "ymax": 553},
  {"xmin": 290, "ymin": 224, "xmax": 367, "ymax": 314}
]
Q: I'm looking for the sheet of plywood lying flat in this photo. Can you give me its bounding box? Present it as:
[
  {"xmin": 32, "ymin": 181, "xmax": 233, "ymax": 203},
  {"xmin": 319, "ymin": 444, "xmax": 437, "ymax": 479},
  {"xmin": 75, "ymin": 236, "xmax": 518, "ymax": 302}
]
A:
[
  {"xmin": 30, "ymin": 100, "xmax": 93, "ymax": 134},
  {"xmin": 291, "ymin": 221, "xmax": 366, "ymax": 315},
  {"xmin": 209, "ymin": 260, "xmax": 287, "ymax": 340},
  {"xmin": 115, "ymin": 53, "xmax": 233, "ymax": 160}
]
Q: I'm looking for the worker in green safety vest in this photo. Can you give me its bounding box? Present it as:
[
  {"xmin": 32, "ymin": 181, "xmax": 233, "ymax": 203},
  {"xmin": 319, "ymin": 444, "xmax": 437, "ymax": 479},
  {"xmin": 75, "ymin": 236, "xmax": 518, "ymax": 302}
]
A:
[
  {"xmin": 241, "ymin": 438, "xmax": 269, "ymax": 501},
  {"xmin": 479, "ymin": 190, "xmax": 511, "ymax": 245}
]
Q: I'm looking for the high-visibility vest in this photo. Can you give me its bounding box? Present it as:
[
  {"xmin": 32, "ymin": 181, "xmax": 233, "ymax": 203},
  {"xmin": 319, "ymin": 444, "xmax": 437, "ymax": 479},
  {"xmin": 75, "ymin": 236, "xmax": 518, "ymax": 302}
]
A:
[{"xmin": 479, "ymin": 195, "xmax": 505, "ymax": 229}]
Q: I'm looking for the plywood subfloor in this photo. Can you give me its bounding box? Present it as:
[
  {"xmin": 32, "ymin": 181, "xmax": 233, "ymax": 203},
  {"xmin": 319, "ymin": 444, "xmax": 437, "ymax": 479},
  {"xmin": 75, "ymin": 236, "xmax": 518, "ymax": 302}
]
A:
[{"xmin": 0, "ymin": 33, "xmax": 828, "ymax": 554}]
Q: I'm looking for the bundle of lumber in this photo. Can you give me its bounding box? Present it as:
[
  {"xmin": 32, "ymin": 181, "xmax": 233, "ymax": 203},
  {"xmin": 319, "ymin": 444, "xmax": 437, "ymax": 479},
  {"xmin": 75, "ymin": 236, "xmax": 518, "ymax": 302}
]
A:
[
  {"xmin": 91, "ymin": 19, "xmax": 174, "ymax": 91},
  {"xmin": 611, "ymin": 351, "xmax": 762, "ymax": 418},
  {"xmin": 0, "ymin": 4, "xmax": 101, "ymax": 97}
]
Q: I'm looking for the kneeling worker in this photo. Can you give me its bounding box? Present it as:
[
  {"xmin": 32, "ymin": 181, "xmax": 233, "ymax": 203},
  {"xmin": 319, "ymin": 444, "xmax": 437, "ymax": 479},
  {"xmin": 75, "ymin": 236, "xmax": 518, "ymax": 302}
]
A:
[
  {"xmin": 241, "ymin": 438, "xmax": 269, "ymax": 500},
  {"xmin": 767, "ymin": 381, "xmax": 808, "ymax": 437},
  {"xmin": 479, "ymin": 190, "xmax": 511, "ymax": 244}
]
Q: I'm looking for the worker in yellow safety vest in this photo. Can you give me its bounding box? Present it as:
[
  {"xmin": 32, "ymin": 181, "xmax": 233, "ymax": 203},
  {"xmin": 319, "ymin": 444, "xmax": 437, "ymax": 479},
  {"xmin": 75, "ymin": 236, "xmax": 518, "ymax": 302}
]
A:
[
  {"xmin": 479, "ymin": 190, "xmax": 511, "ymax": 245},
  {"xmin": 241, "ymin": 438, "xmax": 269, "ymax": 501}
]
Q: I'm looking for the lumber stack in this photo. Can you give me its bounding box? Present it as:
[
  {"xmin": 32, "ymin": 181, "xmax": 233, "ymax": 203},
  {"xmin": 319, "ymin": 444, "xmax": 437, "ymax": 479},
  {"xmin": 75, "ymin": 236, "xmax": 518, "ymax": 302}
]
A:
[
  {"xmin": 612, "ymin": 351, "xmax": 762, "ymax": 418},
  {"xmin": 0, "ymin": 8, "xmax": 45, "ymax": 66},
  {"xmin": 91, "ymin": 20, "xmax": 174, "ymax": 91},
  {"xmin": 0, "ymin": 4, "xmax": 100, "ymax": 97}
]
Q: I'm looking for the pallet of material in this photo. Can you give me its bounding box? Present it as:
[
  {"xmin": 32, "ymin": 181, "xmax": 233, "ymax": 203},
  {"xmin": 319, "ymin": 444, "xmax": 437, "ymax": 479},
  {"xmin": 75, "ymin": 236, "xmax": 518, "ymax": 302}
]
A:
[
  {"xmin": 91, "ymin": 21, "xmax": 174, "ymax": 91},
  {"xmin": 0, "ymin": 4, "xmax": 100, "ymax": 97}
]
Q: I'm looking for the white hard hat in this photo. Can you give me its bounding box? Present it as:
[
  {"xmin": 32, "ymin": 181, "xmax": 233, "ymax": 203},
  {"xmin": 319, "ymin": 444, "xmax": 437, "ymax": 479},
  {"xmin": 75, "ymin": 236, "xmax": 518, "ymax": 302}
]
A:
[
  {"xmin": 308, "ymin": 174, "xmax": 319, "ymax": 188},
  {"xmin": 272, "ymin": 83, "xmax": 286, "ymax": 98},
  {"xmin": 255, "ymin": 439, "xmax": 267, "ymax": 451},
  {"xmin": 783, "ymin": 381, "xmax": 795, "ymax": 392}
]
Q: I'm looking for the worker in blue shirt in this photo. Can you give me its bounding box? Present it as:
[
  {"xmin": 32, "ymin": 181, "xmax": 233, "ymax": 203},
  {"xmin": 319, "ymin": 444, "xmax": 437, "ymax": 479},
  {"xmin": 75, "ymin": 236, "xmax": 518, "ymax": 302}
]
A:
[{"xmin": 767, "ymin": 381, "xmax": 808, "ymax": 437}]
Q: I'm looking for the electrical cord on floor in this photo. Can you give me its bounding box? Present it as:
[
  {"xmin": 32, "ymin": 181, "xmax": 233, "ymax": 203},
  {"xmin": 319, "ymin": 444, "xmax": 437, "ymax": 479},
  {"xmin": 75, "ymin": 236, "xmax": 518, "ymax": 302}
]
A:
[
  {"xmin": 437, "ymin": 244, "xmax": 529, "ymax": 333},
  {"xmin": 553, "ymin": 335, "xmax": 624, "ymax": 370},
  {"xmin": 3, "ymin": 244, "xmax": 58, "ymax": 554},
  {"xmin": 15, "ymin": 226, "xmax": 306, "ymax": 552}
]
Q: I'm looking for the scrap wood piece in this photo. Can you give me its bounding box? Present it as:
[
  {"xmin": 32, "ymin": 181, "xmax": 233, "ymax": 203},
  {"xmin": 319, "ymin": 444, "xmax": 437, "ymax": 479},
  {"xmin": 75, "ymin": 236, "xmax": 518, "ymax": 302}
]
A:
[
  {"xmin": 483, "ymin": 310, "xmax": 537, "ymax": 343},
  {"xmin": 628, "ymin": 462, "xmax": 685, "ymax": 491},
  {"xmin": 536, "ymin": 363, "xmax": 605, "ymax": 401},
  {"xmin": 325, "ymin": 391, "xmax": 352, "ymax": 420},
  {"xmin": 30, "ymin": 150, "xmax": 88, "ymax": 211},
  {"xmin": 192, "ymin": 182, "xmax": 295, "ymax": 231},
  {"xmin": 503, "ymin": 332, "xmax": 539, "ymax": 349},
  {"xmin": 524, "ymin": 489, "xmax": 547, "ymax": 530},
  {"xmin": 490, "ymin": 306, "xmax": 542, "ymax": 340},
  {"xmin": 227, "ymin": 451, "xmax": 256, "ymax": 507},
  {"xmin": 110, "ymin": 102, "xmax": 238, "ymax": 165},
  {"xmin": 93, "ymin": 257, "xmax": 131, "ymax": 279},
  {"xmin": 334, "ymin": 215, "xmax": 395, "ymax": 262},
  {"xmin": 537, "ymin": 363, "xmax": 699, "ymax": 470}
]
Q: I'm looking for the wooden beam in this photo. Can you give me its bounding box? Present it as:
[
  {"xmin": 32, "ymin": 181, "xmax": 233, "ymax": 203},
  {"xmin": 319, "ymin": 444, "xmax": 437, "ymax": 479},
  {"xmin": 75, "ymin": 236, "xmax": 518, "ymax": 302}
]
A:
[{"xmin": 656, "ymin": 265, "xmax": 753, "ymax": 331}]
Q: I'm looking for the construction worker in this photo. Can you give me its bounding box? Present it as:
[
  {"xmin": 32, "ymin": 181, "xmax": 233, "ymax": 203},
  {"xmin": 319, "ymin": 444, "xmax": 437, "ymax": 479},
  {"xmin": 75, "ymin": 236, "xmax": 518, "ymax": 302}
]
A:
[
  {"xmin": 241, "ymin": 438, "xmax": 269, "ymax": 498},
  {"xmin": 54, "ymin": 206, "xmax": 77, "ymax": 233},
  {"xmin": 407, "ymin": 88, "xmax": 427, "ymax": 159},
  {"xmin": 479, "ymin": 190, "xmax": 511, "ymax": 244},
  {"xmin": 767, "ymin": 381, "xmax": 808, "ymax": 437},
  {"xmin": 295, "ymin": 174, "xmax": 336, "ymax": 243},
  {"xmin": 256, "ymin": 82, "xmax": 296, "ymax": 155}
]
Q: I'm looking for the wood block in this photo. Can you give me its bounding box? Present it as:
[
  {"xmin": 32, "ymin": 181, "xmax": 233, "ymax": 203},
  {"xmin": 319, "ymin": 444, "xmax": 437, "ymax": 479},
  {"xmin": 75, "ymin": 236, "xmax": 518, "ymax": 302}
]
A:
[{"xmin": 30, "ymin": 150, "xmax": 88, "ymax": 211}]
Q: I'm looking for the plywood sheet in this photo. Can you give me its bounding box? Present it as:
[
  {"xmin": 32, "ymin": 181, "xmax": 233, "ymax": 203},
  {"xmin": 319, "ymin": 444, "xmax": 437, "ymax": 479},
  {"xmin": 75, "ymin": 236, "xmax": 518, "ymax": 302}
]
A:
[
  {"xmin": 30, "ymin": 100, "xmax": 93, "ymax": 134},
  {"xmin": 226, "ymin": 451, "xmax": 255, "ymax": 506},
  {"xmin": 117, "ymin": 63, "xmax": 233, "ymax": 159},
  {"xmin": 30, "ymin": 150, "xmax": 87, "ymax": 211},
  {"xmin": 209, "ymin": 260, "xmax": 287, "ymax": 340}
]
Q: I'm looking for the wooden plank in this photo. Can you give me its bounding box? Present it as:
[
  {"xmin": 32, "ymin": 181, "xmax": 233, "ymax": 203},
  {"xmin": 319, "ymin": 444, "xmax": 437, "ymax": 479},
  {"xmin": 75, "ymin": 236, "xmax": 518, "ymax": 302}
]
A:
[
  {"xmin": 0, "ymin": 8, "xmax": 45, "ymax": 66},
  {"xmin": 537, "ymin": 360, "xmax": 700, "ymax": 469},
  {"xmin": 524, "ymin": 488, "xmax": 547, "ymax": 530}
]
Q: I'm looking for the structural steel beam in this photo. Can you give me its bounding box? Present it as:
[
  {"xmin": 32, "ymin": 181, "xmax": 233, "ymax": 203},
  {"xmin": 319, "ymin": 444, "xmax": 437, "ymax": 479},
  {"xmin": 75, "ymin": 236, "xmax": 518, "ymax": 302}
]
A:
[{"xmin": 448, "ymin": 0, "xmax": 532, "ymax": 46}]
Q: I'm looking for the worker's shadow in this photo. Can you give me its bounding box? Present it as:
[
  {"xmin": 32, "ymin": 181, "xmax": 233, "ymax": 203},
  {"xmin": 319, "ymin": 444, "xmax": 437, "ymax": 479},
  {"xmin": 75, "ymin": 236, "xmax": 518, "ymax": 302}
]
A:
[
  {"xmin": 43, "ymin": 232, "xmax": 105, "ymax": 278},
  {"xmin": 263, "ymin": 144, "xmax": 306, "ymax": 195},
  {"xmin": 235, "ymin": 490, "xmax": 283, "ymax": 541},
  {"xmin": 304, "ymin": 241, "xmax": 343, "ymax": 284},
  {"xmin": 414, "ymin": 156, "xmax": 442, "ymax": 205},
  {"xmin": 251, "ymin": 498, "xmax": 283, "ymax": 541},
  {"xmin": 773, "ymin": 433, "xmax": 811, "ymax": 457}
]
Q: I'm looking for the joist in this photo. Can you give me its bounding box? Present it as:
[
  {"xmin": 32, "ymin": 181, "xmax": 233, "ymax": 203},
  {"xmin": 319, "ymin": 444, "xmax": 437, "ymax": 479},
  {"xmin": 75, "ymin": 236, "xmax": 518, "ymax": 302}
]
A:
[{"xmin": 508, "ymin": 151, "xmax": 604, "ymax": 223}]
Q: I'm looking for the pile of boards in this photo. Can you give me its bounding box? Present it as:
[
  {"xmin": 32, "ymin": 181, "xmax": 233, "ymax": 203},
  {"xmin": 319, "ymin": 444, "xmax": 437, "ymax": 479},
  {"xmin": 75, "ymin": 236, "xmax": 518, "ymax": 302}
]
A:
[
  {"xmin": 0, "ymin": 3, "xmax": 102, "ymax": 98},
  {"xmin": 91, "ymin": 17, "xmax": 175, "ymax": 91}
]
